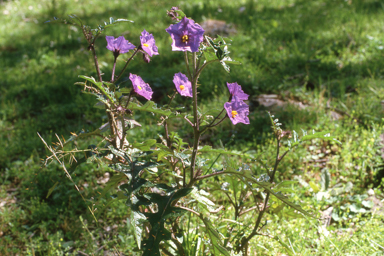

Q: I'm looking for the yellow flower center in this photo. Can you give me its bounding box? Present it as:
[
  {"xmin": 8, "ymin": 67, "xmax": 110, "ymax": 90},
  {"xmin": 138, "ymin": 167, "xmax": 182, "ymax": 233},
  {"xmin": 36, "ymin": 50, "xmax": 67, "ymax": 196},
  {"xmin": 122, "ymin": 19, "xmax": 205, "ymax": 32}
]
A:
[
  {"xmin": 181, "ymin": 35, "xmax": 189, "ymax": 43},
  {"xmin": 231, "ymin": 110, "xmax": 238, "ymax": 118},
  {"xmin": 138, "ymin": 86, "xmax": 142, "ymax": 90},
  {"xmin": 143, "ymin": 43, "xmax": 149, "ymax": 47},
  {"xmin": 179, "ymin": 85, "xmax": 185, "ymax": 91}
]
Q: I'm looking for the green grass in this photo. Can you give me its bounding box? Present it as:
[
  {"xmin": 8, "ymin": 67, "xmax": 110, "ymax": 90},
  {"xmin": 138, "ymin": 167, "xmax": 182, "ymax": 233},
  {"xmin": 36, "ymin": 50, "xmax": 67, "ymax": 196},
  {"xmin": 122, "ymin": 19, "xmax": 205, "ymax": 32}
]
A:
[{"xmin": 1, "ymin": 0, "xmax": 384, "ymax": 255}]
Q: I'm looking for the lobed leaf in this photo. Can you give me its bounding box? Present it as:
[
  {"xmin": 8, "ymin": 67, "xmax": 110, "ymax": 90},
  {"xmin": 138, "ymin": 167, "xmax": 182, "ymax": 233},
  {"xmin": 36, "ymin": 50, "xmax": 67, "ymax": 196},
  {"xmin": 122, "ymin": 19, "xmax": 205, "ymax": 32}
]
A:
[
  {"xmin": 128, "ymin": 101, "xmax": 172, "ymax": 116},
  {"xmin": 199, "ymin": 216, "xmax": 231, "ymax": 256}
]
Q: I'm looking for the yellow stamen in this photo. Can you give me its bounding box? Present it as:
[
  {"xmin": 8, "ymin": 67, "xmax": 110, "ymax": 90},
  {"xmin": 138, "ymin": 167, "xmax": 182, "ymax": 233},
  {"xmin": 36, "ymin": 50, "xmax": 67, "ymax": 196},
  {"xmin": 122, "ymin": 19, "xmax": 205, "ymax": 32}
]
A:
[
  {"xmin": 231, "ymin": 110, "xmax": 238, "ymax": 118},
  {"xmin": 179, "ymin": 85, "xmax": 185, "ymax": 91},
  {"xmin": 143, "ymin": 43, "xmax": 149, "ymax": 47},
  {"xmin": 138, "ymin": 86, "xmax": 142, "ymax": 90},
  {"xmin": 181, "ymin": 35, "xmax": 189, "ymax": 43}
]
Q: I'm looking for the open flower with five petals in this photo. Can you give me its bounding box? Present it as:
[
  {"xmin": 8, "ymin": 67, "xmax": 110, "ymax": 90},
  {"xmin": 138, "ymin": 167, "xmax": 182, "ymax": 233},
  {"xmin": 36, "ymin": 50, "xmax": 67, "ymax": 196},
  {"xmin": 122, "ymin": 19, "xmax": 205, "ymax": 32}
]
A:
[
  {"xmin": 224, "ymin": 97, "xmax": 250, "ymax": 125},
  {"xmin": 140, "ymin": 30, "xmax": 159, "ymax": 57},
  {"xmin": 165, "ymin": 16, "xmax": 205, "ymax": 52},
  {"xmin": 129, "ymin": 73, "xmax": 153, "ymax": 100},
  {"xmin": 173, "ymin": 72, "xmax": 192, "ymax": 97},
  {"xmin": 106, "ymin": 36, "xmax": 136, "ymax": 57}
]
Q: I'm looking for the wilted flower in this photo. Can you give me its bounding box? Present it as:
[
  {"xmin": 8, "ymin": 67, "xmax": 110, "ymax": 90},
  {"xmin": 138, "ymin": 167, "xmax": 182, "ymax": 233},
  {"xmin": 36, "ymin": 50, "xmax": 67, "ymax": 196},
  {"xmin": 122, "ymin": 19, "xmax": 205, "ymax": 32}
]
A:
[
  {"xmin": 129, "ymin": 73, "xmax": 153, "ymax": 100},
  {"xmin": 140, "ymin": 30, "xmax": 159, "ymax": 57},
  {"xmin": 142, "ymin": 53, "xmax": 151, "ymax": 63},
  {"xmin": 227, "ymin": 82, "xmax": 249, "ymax": 101},
  {"xmin": 165, "ymin": 16, "xmax": 205, "ymax": 52},
  {"xmin": 167, "ymin": 7, "xmax": 180, "ymax": 21},
  {"xmin": 173, "ymin": 72, "xmax": 192, "ymax": 97},
  {"xmin": 106, "ymin": 36, "xmax": 135, "ymax": 57},
  {"xmin": 224, "ymin": 98, "xmax": 250, "ymax": 125}
]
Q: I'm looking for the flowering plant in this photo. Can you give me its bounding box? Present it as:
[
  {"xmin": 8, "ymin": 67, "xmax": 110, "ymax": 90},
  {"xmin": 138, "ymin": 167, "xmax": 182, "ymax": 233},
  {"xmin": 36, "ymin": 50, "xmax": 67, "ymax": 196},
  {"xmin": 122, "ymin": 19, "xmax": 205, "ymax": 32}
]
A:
[{"xmin": 42, "ymin": 9, "xmax": 337, "ymax": 256}]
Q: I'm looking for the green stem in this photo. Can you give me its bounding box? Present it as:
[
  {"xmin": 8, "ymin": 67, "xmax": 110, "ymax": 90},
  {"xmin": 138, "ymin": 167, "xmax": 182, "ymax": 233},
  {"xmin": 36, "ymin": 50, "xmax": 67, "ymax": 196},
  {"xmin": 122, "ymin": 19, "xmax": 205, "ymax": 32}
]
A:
[
  {"xmin": 115, "ymin": 48, "xmax": 140, "ymax": 82},
  {"xmin": 240, "ymin": 138, "xmax": 281, "ymax": 252},
  {"xmin": 196, "ymin": 59, "xmax": 219, "ymax": 76},
  {"xmin": 88, "ymin": 44, "xmax": 118, "ymax": 146},
  {"xmin": 196, "ymin": 170, "xmax": 225, "ymax": 180},
  {"xmin": 166, "ymin": 90, "xmax": 177, "ymax": 108},
  {"xmin": 188, "ymin": 52, "xmax": 201, "ymax": 186},
  {"xmin": 184, "ymin": 52, "xmax": 192, "ymax": 81},
  {"xmin": 111, "ymin": 56, "xmax": 117, "ymax": 82},
  {"xmin": 89, "ymin": 45, "xmax": 103, "ymax": 82}
]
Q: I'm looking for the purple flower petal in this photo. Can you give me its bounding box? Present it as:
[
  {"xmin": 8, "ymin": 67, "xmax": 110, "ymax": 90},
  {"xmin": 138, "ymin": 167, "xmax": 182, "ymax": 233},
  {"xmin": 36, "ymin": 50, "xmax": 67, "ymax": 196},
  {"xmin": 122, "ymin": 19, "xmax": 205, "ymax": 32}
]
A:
[
  {"xmin": 227, "ymin": 82, "xmax": 249, "ymax": 101},
  {"xmin": 224, "ymin": 98, "xmax": 250, "ymax": 125},
  {"xmin": 173, "ymin": 72, "xmax": 192, "ymax": 97},
  {"xmin": 165, "ymin": 16, "xmax": 205, "ymax": 52},
  {"xmin": 129, "ymin": 73, "xmax": 153, "ymax": 100},
  {"xmin": 140, "ymin": 30, "xmax": 159, "ymax": 57},
  {"xmin": 106, "ymin": 36, "xmax": 136, "ymax": 55}
]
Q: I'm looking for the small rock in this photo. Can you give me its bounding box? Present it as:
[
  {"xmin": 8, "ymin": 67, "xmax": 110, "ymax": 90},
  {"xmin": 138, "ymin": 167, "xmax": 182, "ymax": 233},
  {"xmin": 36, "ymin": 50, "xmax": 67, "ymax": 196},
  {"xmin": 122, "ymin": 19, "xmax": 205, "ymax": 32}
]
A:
[{"xmin": 200, "ymin": 19, "xmax": 237, "ymax": 37}]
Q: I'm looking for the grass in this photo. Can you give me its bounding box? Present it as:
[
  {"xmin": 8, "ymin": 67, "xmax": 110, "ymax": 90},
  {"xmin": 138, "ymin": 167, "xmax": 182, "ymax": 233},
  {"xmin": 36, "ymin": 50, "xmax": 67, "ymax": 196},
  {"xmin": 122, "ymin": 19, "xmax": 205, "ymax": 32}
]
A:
[{"xmin": 1, "ymin": 0, "xmax": 384, "ymax": 255}]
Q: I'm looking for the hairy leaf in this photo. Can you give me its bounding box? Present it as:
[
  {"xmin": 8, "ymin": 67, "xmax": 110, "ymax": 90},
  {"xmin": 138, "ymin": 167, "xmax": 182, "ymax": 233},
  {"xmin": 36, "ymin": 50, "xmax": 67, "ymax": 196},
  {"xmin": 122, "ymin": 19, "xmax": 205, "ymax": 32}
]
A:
[
  {"xmin": 128, "ymin": 101, "xmax": 172, "ymax": 116},
  {"xmin": 225, "ymin": 170, "xmax": 315, "ymax": 218},
  {"xmin": 200, "ymin": 216, "xmax": 231, "ymax": 256},
  {"xmin": 140, "ymin": 188, "xmax": 193, "ymax": 255}
]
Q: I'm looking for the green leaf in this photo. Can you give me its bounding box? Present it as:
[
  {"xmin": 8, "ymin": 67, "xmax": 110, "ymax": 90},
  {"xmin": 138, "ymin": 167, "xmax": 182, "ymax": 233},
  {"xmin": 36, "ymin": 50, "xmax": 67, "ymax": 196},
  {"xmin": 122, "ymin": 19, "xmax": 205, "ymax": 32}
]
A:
[
  {"xmin": 362, "ymin": 200, "xmax": 374, "ymax": 208},
  {"xmin": 131, "ymin": 210, "xmax": 146, "ymax": 249},
  {"xmin": 320, "ymin": 168, "xmax": 330, "ymax": 191},
  {"xmin": 272, "ymin": 236, "xmax": 295, "ymax": 256},
  {"xmin": 332, "ymin": 210, "xmax": 340, "ymax": 221},
  {"xmin": 53, "ymin": 129, "xmax": 101, "ymax": 151},
  {"xmin": 191, "ymin": 188, "xmax": 217, "ymax": 212},
  {"xmin": 93, "ymin": 17, "xmax": 134, "ymax": 36},
  {"xmin": 349, "ymin": 204, "xmax": 360, "ymax": 213},
  {"xmin": 184, "ymin": 145, "xmax": 242, "ymax": 155},
  {"xmin": 128, "ymin": 101, "xmax": 172, "ymax": 116},
  {"xmin": 115, "ymin": 87, "xmax": 131, "ymax": 98},
  {"xmin": 290, "ymin": 131, "xmax": 341, "ymax": 148},
  {"xmin": 150, "ymin": 144, "xmax": 173, "ymax": 161},
  {"xmin": 220, "ymin": 61, "xmax": 231, "ymax": 73},
  {"xmin": 271, "ymin": 203, "xmax": 285, "ymax": 214},
  {"xmin": 225, "ymin": 170, "xmax": 315, "ymax": 218},
  {"xmin": 78, "ymin": 75, "xmax": 115, "ymax": 103},
  {"xmin": 46, "ymin": 181, "xmax": 59, "ymax": 199},
  {"xmin": 45, "ymin": 14, "xmax": 83, "ymax": 26},
  {"xmin": 132, "ymin": 139, "xmax": 157, "ymax": 151},
  {"xmin": 309, "ymin": 181, "xmax": 320, "ymax": 193},
  {"xmin": 203, "ymin": 50, "xmax": 217, "ymax": 62},
  {"xmin": 175, "ymin": 10, "xmax": 186, "ymax": 19},
  {"xmin": 99, "ymin": 173, "xmax": 127, "ymax": 199},
  {"xmin": 199, "ymin": 216, "xmax": 231, "ymax": 256},
  {"xmin": 104, "ymin": 18, "xmax": 134, "ymax": 28},
  {"xmin": 140, "ymin": 188, "xmax": 193, "ymax": 255}
]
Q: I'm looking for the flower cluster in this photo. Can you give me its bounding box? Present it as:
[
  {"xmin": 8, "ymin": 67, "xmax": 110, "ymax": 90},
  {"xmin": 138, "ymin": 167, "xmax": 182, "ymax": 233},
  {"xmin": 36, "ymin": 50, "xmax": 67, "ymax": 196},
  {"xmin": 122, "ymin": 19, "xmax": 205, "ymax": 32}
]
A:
[
  {"xmin": 104, "ymin": 11, "xmax": 249, "ymax": 126},
  {"xmin": 224, "ymin": 82, "xmax": 250, "ymax": 125},
  {"xmin": 106, "ymin": 30, "xmax": 159, "ymax": 99},
  {"xmin": 165, "ymin": 13, "xmax": 249, "ymax": 125}
]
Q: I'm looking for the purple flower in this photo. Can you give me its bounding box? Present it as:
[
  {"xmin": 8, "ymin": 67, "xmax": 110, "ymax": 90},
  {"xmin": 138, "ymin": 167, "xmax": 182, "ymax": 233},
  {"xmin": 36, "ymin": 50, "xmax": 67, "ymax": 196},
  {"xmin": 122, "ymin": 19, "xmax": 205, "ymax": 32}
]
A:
[
  {"xmin": 129, "ymin": 73, "xmax": 153, "ymax": 100},
  {"xmin": 165, "ymin": 16, "xmax": 205, "ymax": 52},
  {"xmin": 140, "ymin": 30, "xmax": 159, "ymax": 57},
  {"xmin": 106, "ymin": 36, "xmax": 135, "ymax": 57},
  {"xmin": 224, "ymin": 98, "xmax": 250, "ymax": 125},
  {"xmin": 173, "ymin": 72, "xmax": 192, "ymax": 97},
  {"xmin": 227, "ymin": 82, "xmax": 249, "ymax": 101}
]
